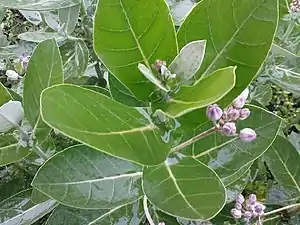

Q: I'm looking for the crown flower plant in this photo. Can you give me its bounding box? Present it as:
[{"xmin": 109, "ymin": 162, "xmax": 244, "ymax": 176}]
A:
[{"xmin": 0, "ymin": 0, "xmax": 299, "ymax": 225}]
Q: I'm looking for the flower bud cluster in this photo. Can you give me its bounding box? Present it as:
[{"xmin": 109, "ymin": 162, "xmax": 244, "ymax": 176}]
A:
[
  {"xmin": 290, "ymin": 0, "xmax": 300, "ymax": 13},
  {"xmin": 231, "ymin": 194, "xmax": 266, "ymax": 224},
  {"xmin": 206, "ymin": 89, "xmax": 256, "ymax": 142},
  {"xmin": 152, "ymin": 59, "xmax": 176, "ymax": 81}
]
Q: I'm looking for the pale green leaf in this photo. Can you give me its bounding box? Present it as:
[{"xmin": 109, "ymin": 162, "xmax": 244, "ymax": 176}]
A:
[
  {"xmin": 225, "ymin": 170, "xmax": 250, "ymax": 203},
  {"xmin": 61, "ymin": 40, "xmax": 89, "ymax": 80},
  {"xmin": 40, "ymin": 84, "xmax": 170, "ymax": 165},
  {"xmin": 24, "ymin": 38, "xmax": 63, "ymax": 141},
  {"xmin": 177, "ymin": 0, "xmax": 278, "ymax": 106},
  {"xmin": 0, "ymin": 82, "xmax": 12, "ymax": 106},
  {"xmin": 32, "ymin": 144, "xmax": 143, "ymax": 209},
  {"xmin": 289, "ymin": 132, "xmax": 300, "ymax": 154},
  {"xmin": 45, "ymin": 201, "xmax": 143, "ymax": 225},
  {"xmin": 143, "ymin": 157, "xmax": 226, "ymax": 220},
  {"xmin": 264, "ymin": 136, "xmax": 300, "ymax": 203},
  {"xmin": 169, "ymin": 40, "xmax": 206, "ymax": 83},
  {"xmin": 0, "ymin": 189, "xmax": 58, "ymax": 225},
  {"xmin": 251, "ymin": 83, "xmax": 273, "ymax": 106},
  {"xmin": 0, "ymin": 0, "xmax": 81, "ymax": 11},
  {"xmin": 0, "ymin": 101, "xmax": 24, "ymax": 133},
  {"xmin": 166, "ymin": 0, "xmax": 196, "ymax": 26},
  {"xmin": 18, "ymin": 32, "xmax": 66, "ymax": 43},
  {"xmin": 43, "ymin": 11, "xmax": 60, "ymax": 31},
  {"xmin": 94, "ymin": 0, "xmax": 178, "ymax": 101},
  {"xmin": 19, "ymin": 10, "xmax": 42, "ymax": 25},
  {"xmin": 156, "ymin": 66, "xmax": 236, "ymax": 117},
  {"xmin": 266, "ymin": 184, "xmax": 299, "ymax": 206},
  {"xmin": 0, "ymin": 133, "xmax": 30, "ymax": 166},
  {"xmin": 183, "ymin": 105, "xmax": 281, "ymax": 179},
  {"xmin": 0, "ymin": 8, "xmax": 5, "ymax": 22},
  {"xmin": 58, "ymin": 4, "xmax": 80, "ymax": 34}
]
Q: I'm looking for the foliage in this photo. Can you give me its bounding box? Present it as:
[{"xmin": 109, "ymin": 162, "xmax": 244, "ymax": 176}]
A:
[{"xmin": 0, "ymin": 0, "xmax": 299, "ymax": 225}]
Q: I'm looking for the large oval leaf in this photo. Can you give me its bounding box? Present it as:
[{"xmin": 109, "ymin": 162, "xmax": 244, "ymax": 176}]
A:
[
  {"xmin": 0, "ymin": 189, "xmax": 57, "ymax": 225},
  {"xmin": 155, "ymin": 66, "xmax": 236, "ymax": 117},
  {"xmin": 0, "ymin": 133, "xmax": 30, "ymax": 166},
  {"xmin": 264, "ymin": 136, "xmax": 300, "ymax": 202},
  {"xmin": 45, "ymin": 201, "xmax": 143, "ymax": 225},
  {"xmin": 183, "ymin": 105, "xmax": 281, "ymax": 179},
  {"xmin": 94, "ymin": 0, "xmax": 178, "ymax": 101},
  {"xmin": 143, "ymin": 157, "xmax": 226, "ymax": 220},
  {"xmin": 23, "ymin": 38, "xmax": 63, "ymax": 141},
  {"xmin": 177, "ymin": 0, "xmax": 278, "ymax": 105},
  {"xmin": 40, "ymin": 84, "xmax": 170, "ymax": 165},
  {"xmin": 58, "ymin": 4, "xmax": 80, "ymax": 34},
  {"xmin": 32, "ymin": 145, "xmax": 143, "ymax": 209},
  {"xmin": 0, "ymin": 82, "xmax": 12, "ymax": 106},
  {"xmin": 0, "ymin": 0, "xmax": 81, "ymax": 11}
]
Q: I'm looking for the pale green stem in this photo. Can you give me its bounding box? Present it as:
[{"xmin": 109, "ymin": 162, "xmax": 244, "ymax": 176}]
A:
[
  {"xmin": 32, "ymin": 145, "xmax": 48, "ymax": 161},
  {"xmin": 143, "ymin": 196, "xmax": 155, "ymax": 225},
  {"xmin": 264, "ymin": 203, "xmax": 300, "ymax": 217}
]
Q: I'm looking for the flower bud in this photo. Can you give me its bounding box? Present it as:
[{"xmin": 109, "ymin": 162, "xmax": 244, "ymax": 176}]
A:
[
  {"xmin": 221, "ymin": 122, "xmax": 237, "ymax": 136},
  {"xmin": 6, "ymin": 70, "xmax": 19, "ymax": 81},
  {"xmin": 206, "ymin": 104, "xmax": 223, "ymax": 121},
  {"xmin": 235, "ymin": 203, "xmax": 242, "ymax": 210},
  {"xmin": 248, "ymin": 194, "xmax": 257, "ymax": 204},
  {"xmin": 241, "ymin": 88, "xmax": 250, "ymax": 99},
  {"xmin": 20, "ymin": 54, "xmax": 30, "ymax": 71},
  {"xmin": 254, "ymin": 202, "xmax": 266, "ymax": 216},
  {"xmin": 244, "ymin": 211, "xmax": 252, "ymax": 219},
  {"xmin": 236, "ymin": 194, "xmax": 245, "ymax": 204},
  {"xmin": 152, "ymin": 59, "xmax": 166, "ymax": 72},
  {"xmin": 158, "ymin": 223, "xmax": 165, "ymax": 225},
  {"xmin": 240, "ymin": 128, "xmax": 257, "ymax": 142},
  {"xmin": 161, "ymin": 65, "xmax": 176, "ymax": 79},
  {"xmin": 226, "ymin": 106, "xmax": 240, "ymax": 121},
  {"xmin": 239, "ymin": 108, "xmax": 251, "ymax": 120},
  {"xmin": 232, "ymin": 95, "xmax": 246, "ymax": 109},
  {"xmin": 231, "ymin": 208, "xmax": 242, "ymax": 219}
]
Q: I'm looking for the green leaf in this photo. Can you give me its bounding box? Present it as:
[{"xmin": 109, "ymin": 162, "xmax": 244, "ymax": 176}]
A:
[
  {"xmin": 185, "ymin": 105, "xmax": 281, "ymax": 179},
  {"xmin": 43, "ymin": 11, "xmax": 60, "ymax": 31},
  {"xmin": 94, "ymin": 0, "xmax": 178, "ymax": 101},
  {"xmin": 0, "ymin": 82, "xmax": 12, "ymax": 106},
  {"xmin": 155, "ymin": 66, "xmax": 236, "ymax": 117},
  {"xmin": 221, "ymin": 162, "xmax": 252, "ymax": 186},
  {"xmin": 32, "ymin": 144, "xmax": 143, "ymax": 209},
  {"xmin": 279, "ymin": 0, "xmax": 289, "ymax": 17},
  {"xmin": 61, "ymin": 40, "xmax": 89, "ymax": 80},
  {"xmin": 0, "ymin": 101, "xmax": 24, "ymax": 133},
  {"xmin": 31, "ymin": 189, "xmax": 50, "ymax": 204},
  {"xmin": 40, "ymin": 84, "xmax": 170, "ymax": 165},
  {"xmin": 0, "ymin": 133, "xmax": 30, "ymax": 166},
  {"xmin": 289, "ymin": 132, "xmax": 300, "ymax": 154},
  {"xmin": 0, "ymin": 8, "xmax": 5, "ymax": 23},
  {"xmin": 58, "ymin": 4, "xmax": 80, "ymax": 34},
  {"xmin": 0, "ymin": 189, "xmax": 58, "ymax": 225},
  {"xmin": 225, "ymin": 170, "xmax": 250, "ymax": 203},
  {"xmin": 266, "ymin": 184, "xmax": 299, "ymax": 206},
  {"xmin": 18, "ymin": 32, "xmax": 66, "ymax": 43},
  {"xmin": 143, "ymin": 157, "xmax": 226, "ymax": 220},
  {"xmin": 251, "ymin": 83, "xmax": 273, "ymax": 106},
  {"xmin": 177, "ymin": 0, "xmax": 278, "ymax": 106},
  {"xmin": 153, "ymin": 210, "xmax": 180, "ymax": 225},
  {"xmin": 109, "ymin": 74, "xmax": 148, "ymax": 107},
  {"xmin": 19, "ymin": 10, "xmax": 42, "ymax": 26},
  {"xmin": 24, "ymin": 38, "xmax": 63, "ymax": 142},
  {"xmin": 264, "ymin": 136, "xmax": 300, "ymax": 203},
  {"xmin": 45, "ymin": 201, "xmax": 143, "ymax": 225},
  {"xmin": 0, "ymin": 0, "xmax": 81, "ymax": 11},
  {"xmin": 170, "ymin": 40, "xmax": 206, "ymax": 83}
]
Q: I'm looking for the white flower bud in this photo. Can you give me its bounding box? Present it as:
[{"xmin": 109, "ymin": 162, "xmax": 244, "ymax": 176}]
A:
[
  {"xmin": 6, "ymin": 70, "xmax": 19, "ymax": 81},
  {"xmin": 207, "ymin": 104, "xmax": 223, "ymax": 121},
  {"xmin": 244, "ymin": 211, "xmax": 252, "ymax": 219},
  {"xmin": 235, "ymin": 203, "xmax": 242, "ymax": 210},
  {"xmin": 221, "ymin": 122, "xmax": 237, "ymax": 136},
  {"xmin": 239, "ymin": 108, "xmax": 251, "ymax": 120},
  {"xmin": 231, "ymin": 208, "xmax": 242, "ymax": 219},
  {"xmin": 236, "ymin": 194, "xmax": 245, "ymax": 204},
  {"xmin": 232, "ymin": 88, "xmax": 249, "ymax": 109},
  {"xmin": 240, "ymin": 128, "xmax": 257, "ymax": 142},
  {"xmin": 158, "ymin": 223, "xmax": 165, "ymax": 225}
]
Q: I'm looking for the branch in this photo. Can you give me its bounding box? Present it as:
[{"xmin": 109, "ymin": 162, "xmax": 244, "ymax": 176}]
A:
[{"xmin": 264, "ymin": 203, "xmax": 300, "ymax": 217}]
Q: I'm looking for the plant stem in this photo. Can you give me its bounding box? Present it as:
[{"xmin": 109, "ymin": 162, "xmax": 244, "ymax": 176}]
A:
[
  {"xmin": 281, "ymin": 20, "xmax": 295, "ymax": 44},
  {"xmin": 264, "ymin": 203, "xmax": 300, "ymax": 217},
  {"xmin": 170, "ymin": 127, "xmax": 217, "ymax": 153},
  {"xmin": 143, "ymin": 196, "xmax": 155, "ymax": 225},
  {"xmin": 32, "ymin": 145, "xmax": 48, "ymax": 161}
]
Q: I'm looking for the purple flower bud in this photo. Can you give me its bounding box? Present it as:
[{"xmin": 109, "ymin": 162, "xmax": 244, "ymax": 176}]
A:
[
  {"xmin": 248, "ymin": 194, "xmax": 257, "ymax": 204},
  {"xmin": 241, "ymin": 88, "xmax": 250, "ymax": 99},
  {"xmin": 235, "ymin": 203, "xmax": 242, "ymax": 210},
  {"xmin": 239, "ymin": 108, "xmax": 251, "ymax": 120},
  {"xmin": 207, "ymin": 104, "xmax": 223, "ymax": 121},
  {"xmin": 231, "ymin": 208, "xmax": 242, "ymax": 219},
  {"xmin": 232, "ymin": 95, "xmax": 246, "ymax": 109},
  {"xmin": 236, "ymin": 194, "xmax": 245, "ymax": 204},
  {"xmin": 221, "ymin": 122, "xmax": 237, "ymax": 136},
  {"xmin": 158, "ymin": 223, "xmax": 165, "ymax": 225},
  {"xmin": 225, "ymin": 106, "xmax": 240, "ymax": 121},
  {"xmin": 254, "ymin": 202, "xmax": 266, "ymax": 216},
  {"xmin": 244, "ymin": 211, "xmax": 252, "ymax": 219},
  {"xmin": 152, "ymin": 59, "xmax": 166, "ymax": 72},
  {"xmin": 240, "ymin": 128, "xmax": 257, "ymax": 142},
  {"xmin": 19, "ymin": 54, "xmax": 30, "ymax": 71}
]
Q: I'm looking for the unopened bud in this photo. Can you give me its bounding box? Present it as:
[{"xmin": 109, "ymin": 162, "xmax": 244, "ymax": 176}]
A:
[
  {"xmin": 6, "ymin": 70, "xmax": 19, "ymax": 81},
  {"xmin": 244, "ymin": 211, "xmax": 252, "ymax": 219},
  {"xmin": 20, "ymin": 54, "xmax": 30, "ymax": 71},
  {"xmin": 235, "ymin": 203, "xmax": 242, "ymax": 210},
  {"xmin": 239, "ymin": 108, "xmax": 251, "ymax": 120},
  {"xmin": 225, "ymin": 106, "xmax": 240, "ymax": 121},
  {"xmin": 248, "ymin": 194, "xmax": 257, "ymax": 204},
  {"xmin": 221, "ymin": 122, "xmax": 236, "ymax": 136},
  {"xmin": 254, "ymin": 202, "xmax": 266, "ymax": 216},
  {"xmin": 161, "ymin": 65, "xmax": 176, "ymax": 79},
  {"xmin": 241, "ymin": 88, "xmax": 250, "ymax": 99},
  {"xmin": 231, "ymin": 208, "xmax": 242, "ymax": 219},
  {"xmin": 152, "ymin": 59, "xmax": 166, "ymax": 72},
  {"xmin": 207, "ymin": 104, "xmax": 223, "ymax": 121},
  {"xmin": 236, "ymin": 194, "xmax": 245, "ymax": 204},
  {"xmin": 240, "ymin": 128, "xmax": 257, "ymax": 142},
  {"xmin": 158, "ymin": 223, "xmax": 165, "ymax": 225},
  {"xmin": 232, "ymin": 89, "xmax": 249, "ymax": 109}
]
